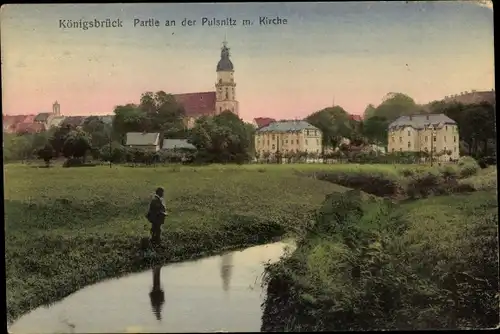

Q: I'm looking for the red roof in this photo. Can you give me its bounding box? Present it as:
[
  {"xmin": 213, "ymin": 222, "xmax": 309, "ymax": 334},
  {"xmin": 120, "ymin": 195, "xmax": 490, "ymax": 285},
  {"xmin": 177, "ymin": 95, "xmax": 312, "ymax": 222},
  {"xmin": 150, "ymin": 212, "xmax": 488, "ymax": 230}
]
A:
[
  {"xmin": 3, "ymin": 114, "xmax": 31, "ymax": 125},
  {"xmin": 254, "ymin": 117, "xmax": 276, "ymax": 128},
  {"xmin": 173, "ymin": 92, "xmax": 216, "ymax": 117},
  {"xmin": 15, "ymin": 122, "xmax": 45, "ymax": 134}
]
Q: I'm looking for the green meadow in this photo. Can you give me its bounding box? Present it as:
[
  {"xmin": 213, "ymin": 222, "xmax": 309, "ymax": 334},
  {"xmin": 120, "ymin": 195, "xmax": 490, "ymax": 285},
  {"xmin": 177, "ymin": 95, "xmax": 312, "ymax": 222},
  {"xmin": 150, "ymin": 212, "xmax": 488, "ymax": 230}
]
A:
[{"xmin": 5, "ymin": 161, "xmax": 498, "ymax": 329}]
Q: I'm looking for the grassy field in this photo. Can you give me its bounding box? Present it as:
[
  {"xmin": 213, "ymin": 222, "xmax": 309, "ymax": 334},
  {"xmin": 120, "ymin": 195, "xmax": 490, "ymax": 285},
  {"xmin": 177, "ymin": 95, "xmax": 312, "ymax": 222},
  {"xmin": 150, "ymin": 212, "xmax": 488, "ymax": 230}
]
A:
[
  {"xmin": 6, "ymin": 161, "xmax": 497, "ymax": 327},
  {"xmin": 5, "ymin": 162, "xmax": 351, "ymax": 323},
  {"xmin": 261, "ymin": 166, "xmax": 499, "ymax": 331}
]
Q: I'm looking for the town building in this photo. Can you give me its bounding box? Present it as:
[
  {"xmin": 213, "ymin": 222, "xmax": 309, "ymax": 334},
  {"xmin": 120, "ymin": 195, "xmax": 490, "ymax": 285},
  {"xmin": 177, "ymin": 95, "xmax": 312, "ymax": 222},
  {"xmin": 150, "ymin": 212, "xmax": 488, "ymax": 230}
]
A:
[
  {"xmin": 254, "ymin": 120, "xmax": 322, "ymax": 157},
  {"xmin": 387, "ymin": 113, "xmax": 459, "ymax": 161},
  {"xmin": 173, "ymin": 40, "xmax": 239, "ymax": 129},
  {"xmin": 125, "ymin": 132, "xmax": 161, "ymax": 152}
]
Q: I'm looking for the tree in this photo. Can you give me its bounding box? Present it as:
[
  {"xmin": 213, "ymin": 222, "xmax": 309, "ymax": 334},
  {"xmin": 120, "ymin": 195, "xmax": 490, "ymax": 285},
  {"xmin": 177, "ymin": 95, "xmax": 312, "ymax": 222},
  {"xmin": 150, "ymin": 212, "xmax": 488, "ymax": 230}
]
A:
[
  {"xmin": 362, "ymin": 116, "xmax": 390, "ymax": 145},
  {"xmin": 363, "ymin": 104, "xmax": 377, "ymax": 119},
  {"xmin": 37, "ymin": 143, "xmax": 55, "ymax": 167},
  {"xmin": 99, "ymin": 142, "xmax": 126, "ymax": 163},
  {"xmin": 112, "ymin": 91, "xmax": 187, "ymax": 141},
  {"xmin": 306, "ymin": 106, "xmax": 357, "ymax": 154},
  {"xmin": 188, "ymin": 111, "xmax": 252, "ymax": 163},
  {"xmin": 372, "ymin": 92, "xmax": 420, "ymax": 121},
  {"xmin": 49, "ymin": 125, "xmax": 73, "ymax": 157},
  {"xmin": 62, "ymin": 129, "xmax": 92, "ymax": 161},
  {"xmin": 82, "ymin": 116, "xmax": 111, "ymax": 150},
  {"xmin": 3, "ymin": 134, "xmax": 32, "ymax": 162}
]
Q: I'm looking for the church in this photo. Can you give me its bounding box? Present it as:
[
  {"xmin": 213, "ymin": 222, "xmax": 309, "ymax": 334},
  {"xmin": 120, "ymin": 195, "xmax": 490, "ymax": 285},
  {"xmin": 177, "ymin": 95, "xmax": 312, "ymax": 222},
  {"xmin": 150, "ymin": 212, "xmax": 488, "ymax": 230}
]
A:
[{"xmin": 174, "ymin": 40, "xmax": 239, "ymax": 129}]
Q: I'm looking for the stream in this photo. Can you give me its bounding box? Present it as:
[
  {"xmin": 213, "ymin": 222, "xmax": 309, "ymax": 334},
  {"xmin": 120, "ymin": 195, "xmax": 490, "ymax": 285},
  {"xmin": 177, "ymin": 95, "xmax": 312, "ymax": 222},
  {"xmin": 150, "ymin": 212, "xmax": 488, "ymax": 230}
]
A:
[{"xmin": 9, "ymin": 240, "xmax": 295, "ymax": 333}]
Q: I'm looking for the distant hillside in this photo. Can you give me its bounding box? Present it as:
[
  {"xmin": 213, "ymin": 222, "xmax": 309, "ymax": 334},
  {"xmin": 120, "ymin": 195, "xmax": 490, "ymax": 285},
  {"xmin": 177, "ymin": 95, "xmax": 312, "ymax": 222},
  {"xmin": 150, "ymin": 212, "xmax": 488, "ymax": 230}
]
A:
[{"xmin": 441, "ymin": 90, "xmax": 495, "ymax": 105}]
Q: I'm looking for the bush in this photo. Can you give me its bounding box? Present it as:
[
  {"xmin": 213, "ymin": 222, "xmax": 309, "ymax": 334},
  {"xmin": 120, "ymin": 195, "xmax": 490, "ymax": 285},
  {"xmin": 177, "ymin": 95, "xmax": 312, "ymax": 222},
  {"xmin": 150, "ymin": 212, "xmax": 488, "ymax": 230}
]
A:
[
  {"xmin": 478, "ymin": 156, "xmax": 497, "ymax": 169},
  {"xmin": 62, "ymin": 158, "xmax": 97, "ymax": 168},
  {"xmin": 457, "ymin": 156, "xmax": 480, "ymax": 178},
  {"xmin": 314, "ymin": 171, "xmax": 403, "ymax": 198}
]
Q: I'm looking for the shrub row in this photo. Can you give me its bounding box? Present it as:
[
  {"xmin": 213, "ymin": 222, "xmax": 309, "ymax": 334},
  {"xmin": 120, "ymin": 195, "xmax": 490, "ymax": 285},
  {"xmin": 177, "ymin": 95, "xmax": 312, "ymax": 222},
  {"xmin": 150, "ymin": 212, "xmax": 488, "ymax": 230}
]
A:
[
  {"xmin": 311, "ymin": 156, "xmax": 484, "ymax": 199},
  {"xmin": 261, "ymin": 190, "xmax": 499, "ymax": 331}
]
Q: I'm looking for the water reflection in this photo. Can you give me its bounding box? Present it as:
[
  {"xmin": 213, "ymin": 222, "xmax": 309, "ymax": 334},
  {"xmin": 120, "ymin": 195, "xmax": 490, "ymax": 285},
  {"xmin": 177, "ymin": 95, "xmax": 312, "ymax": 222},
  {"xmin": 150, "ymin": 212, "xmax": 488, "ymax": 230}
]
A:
[
  {"xmin": 149, "ymin": 266, "xmax": 165, "ymax": 321},
  {"xmin": 220, "ymin": 253, "xmax": 234, "ymax": 292},
  {"xmin": 9, "ymin": 241, "xmax": 296, "ymax": 333}
]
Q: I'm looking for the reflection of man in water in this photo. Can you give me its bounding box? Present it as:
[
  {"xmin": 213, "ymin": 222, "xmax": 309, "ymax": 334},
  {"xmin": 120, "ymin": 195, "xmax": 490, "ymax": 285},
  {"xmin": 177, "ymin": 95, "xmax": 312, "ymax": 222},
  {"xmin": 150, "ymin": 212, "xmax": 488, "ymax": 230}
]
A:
[
  {"xmin": 146, "ymin": 187, "xmax": 167, "ymax": 246},
  {"xmin": 220, "ymin": 253, "xmax": 233, "ymax": 292},
  {"xmin": 149, "ymin": 266, "xmax": 165, "ymax": 321}
]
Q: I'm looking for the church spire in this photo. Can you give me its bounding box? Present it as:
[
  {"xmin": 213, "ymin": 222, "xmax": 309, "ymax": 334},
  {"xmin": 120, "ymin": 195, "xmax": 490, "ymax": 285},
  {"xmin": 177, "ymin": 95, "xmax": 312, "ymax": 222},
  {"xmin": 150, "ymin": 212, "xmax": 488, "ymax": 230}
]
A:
[{"xmin": 217, "ymin": 38, "xmax": 234, "ymax": 72}]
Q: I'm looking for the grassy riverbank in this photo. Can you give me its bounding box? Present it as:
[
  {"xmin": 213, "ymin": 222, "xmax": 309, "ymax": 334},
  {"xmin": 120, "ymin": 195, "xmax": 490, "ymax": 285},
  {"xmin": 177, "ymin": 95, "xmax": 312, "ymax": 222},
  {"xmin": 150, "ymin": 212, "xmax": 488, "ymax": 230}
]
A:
[
  {"xmin": 261, "ymin": 167, "xmax": 498, "ymax": 330},
  {"xmin": 5, "ymin": 163, "xmax": 349, "ymax": 324}
]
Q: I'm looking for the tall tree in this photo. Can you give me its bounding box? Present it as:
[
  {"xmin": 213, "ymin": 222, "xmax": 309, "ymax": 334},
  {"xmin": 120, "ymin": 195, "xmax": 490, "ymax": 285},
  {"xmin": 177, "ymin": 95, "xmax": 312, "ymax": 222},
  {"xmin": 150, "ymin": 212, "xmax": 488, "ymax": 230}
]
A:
[
  {"xmin": 362, "ymin": 116, "xmax": 390, "ymax": 145},
  {"xmin": 363, "ymin": 104, "xmax": 377, "ymax": 119},
  {"xmin": 373, "ymin": 92, "xmax": 419, "ymax": 121},
  {"xmin": 306, "ymin": 106, "xmax": 356, "ymax": 152},
  {"xmin": 62, "ymin": 129, "xmax": 92, "ymax": 161}
]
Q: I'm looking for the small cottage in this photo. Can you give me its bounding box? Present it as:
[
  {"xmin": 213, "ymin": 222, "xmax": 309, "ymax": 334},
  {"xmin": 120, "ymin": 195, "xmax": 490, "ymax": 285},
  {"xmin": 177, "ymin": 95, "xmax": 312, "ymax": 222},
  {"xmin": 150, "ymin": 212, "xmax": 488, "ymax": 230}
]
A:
[
  {"xmin": 126, "ymin": 132, "xmax": 161, "ymax": 152},
  {"xmin": 162, "ymin": 139, "xmax": 196, "ymax": 151}
]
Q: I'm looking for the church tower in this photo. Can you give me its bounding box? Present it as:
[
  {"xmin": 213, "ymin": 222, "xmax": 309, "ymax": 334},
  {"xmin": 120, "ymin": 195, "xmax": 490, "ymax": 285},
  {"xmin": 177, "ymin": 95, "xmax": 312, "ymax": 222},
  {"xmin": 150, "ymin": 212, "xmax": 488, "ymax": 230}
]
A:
[
  {"xmin": 215, "ymin": 40, "xmax": 239, "ymax": 116},
  {"xmin": 52, "ymin": 101, "xmax": 61, "ymax": 116}
]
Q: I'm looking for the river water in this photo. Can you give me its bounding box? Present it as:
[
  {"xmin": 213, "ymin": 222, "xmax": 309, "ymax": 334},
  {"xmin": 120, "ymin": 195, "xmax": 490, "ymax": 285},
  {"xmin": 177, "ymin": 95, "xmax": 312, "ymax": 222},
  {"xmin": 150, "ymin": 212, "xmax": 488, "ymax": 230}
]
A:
[{"xmin": 9, "ymin": 241, "xmax": 295, "ymax": 334}]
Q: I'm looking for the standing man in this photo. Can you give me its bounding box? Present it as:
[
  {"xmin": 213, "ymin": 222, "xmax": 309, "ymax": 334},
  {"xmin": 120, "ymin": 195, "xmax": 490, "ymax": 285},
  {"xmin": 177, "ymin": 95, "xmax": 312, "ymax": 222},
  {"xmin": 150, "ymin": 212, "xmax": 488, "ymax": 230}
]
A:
[{"xmin": 146, "ymin": 187, "xmax": 167, "ymax": 246}]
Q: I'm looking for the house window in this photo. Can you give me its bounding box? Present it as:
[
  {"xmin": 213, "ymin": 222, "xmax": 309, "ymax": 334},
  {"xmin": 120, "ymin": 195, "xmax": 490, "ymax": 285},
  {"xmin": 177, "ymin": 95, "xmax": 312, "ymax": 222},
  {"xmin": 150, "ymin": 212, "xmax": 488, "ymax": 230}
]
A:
[
  {"xmin": 425, "ymin": 136, "xmax": 428, "ymax": 142},
  {"xmin": 445, "ymin": 126, "xmax": 448, "ymax": 130},
  {"xmin": 444, "ymin": 136, "xmax": 447, "ymax": 142},
  {"xmin": 392, "ymin": 148, "xmax": 395, "ymax": 152},
  {"xmin": 296, "ymin": 139, "xmax": 299, "ymax": 144},
  {"xmin": 454, "ymin": 136, "xmax": 456, "ymax": 143},
  {"xmin": 399, "ymin": 137, "xmax": 402, "ymax": 143},
  {"xmin": 391, "ymin": 137, "xmax": 395, "ymax": 143},
  {"xmin": 285, "ymin": 140, "xmax": 288, "ymax": 144},
  {"xmin": 407, "ymin": 141, "xmax": 411, "ymax": 148},
  {"xmin": 272, "ymin": 144, "xmax": 275, "ymax": 150},
  {"xmin": 272, "ymin": 134, "xmax": 275, "ymax": 140},
  {"xmin": 433, "ymin": 136, "xmax": 437, "ymax": 142},
  {"xmin": 316, "ymin": 139, "xmax": 319, "ymax": 145},
  {"xmin": 305, "ymin": 139, "xmax": 308, "ymax": 145},
  {"xmin": 408, "ymin": 130, "xmax": 411, "ymax": 136},
  {"xmin": 424, "ymin": 147, "xmax": 429, "ymax": 152},
  {"xmin": 306, "ymin": 130, "xmax": 309, "ymax": 136},
  {"xmin": 314, "ymin": 130, "xmax": 318, "ymax": 136},
  {"xmin": 433, "ymin": 146, "xmax": 436, "ymax": 152}
]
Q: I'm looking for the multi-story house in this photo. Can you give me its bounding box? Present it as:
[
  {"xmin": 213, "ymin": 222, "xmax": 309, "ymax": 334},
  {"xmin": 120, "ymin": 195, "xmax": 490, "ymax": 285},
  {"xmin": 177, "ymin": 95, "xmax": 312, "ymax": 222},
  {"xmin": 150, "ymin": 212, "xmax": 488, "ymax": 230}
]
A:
[
  {"xmin": 254, "ymin": 120, "xmax": 322, "ymax": 157},
  {"xmin": 387, "ymin": 113, "xmax": 460, "ymax": 161}
]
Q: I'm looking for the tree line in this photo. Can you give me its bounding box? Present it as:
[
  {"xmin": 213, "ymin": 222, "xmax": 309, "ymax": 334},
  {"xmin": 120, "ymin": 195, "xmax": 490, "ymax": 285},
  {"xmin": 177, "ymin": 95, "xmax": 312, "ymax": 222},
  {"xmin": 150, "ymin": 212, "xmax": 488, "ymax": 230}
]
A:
[
  {"xmin": 4, "ymin": 91, "xmax": 256, "ymax": 166},
  {"xmin": 3, "ymin": 91, "xmax": 495, "ymax": 166}
]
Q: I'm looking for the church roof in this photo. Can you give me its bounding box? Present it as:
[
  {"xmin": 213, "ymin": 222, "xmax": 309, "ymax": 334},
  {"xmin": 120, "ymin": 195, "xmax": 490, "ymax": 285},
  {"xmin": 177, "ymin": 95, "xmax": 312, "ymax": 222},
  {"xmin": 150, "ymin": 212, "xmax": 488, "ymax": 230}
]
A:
[
  {"xmin": 34, "ymin": 112, "xmax": 51, "ymax": 122},
  {"xmin": 216, "ymin": 42, "xmax": 234, "ymax": 72},
  {"xmin": 174, "ymin": 92, "xmax": 216, "ymax": 117}
]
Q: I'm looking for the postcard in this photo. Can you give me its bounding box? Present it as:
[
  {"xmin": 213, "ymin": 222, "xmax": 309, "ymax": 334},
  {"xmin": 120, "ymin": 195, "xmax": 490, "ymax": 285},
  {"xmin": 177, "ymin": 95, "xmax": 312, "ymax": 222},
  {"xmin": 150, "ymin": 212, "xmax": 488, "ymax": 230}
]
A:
[{"xmin": 3, "ymin": 2, "xmax": 497, "ymax": 333}]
